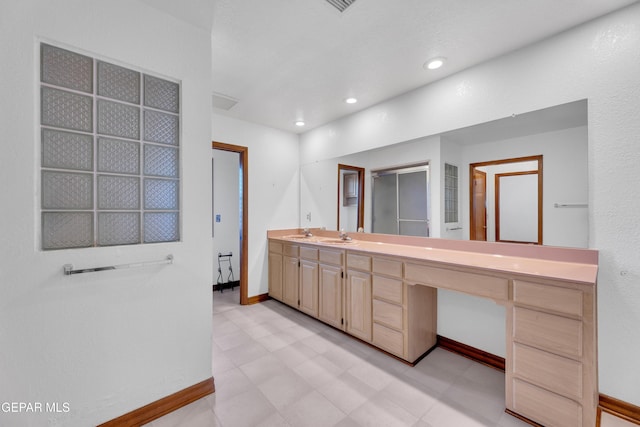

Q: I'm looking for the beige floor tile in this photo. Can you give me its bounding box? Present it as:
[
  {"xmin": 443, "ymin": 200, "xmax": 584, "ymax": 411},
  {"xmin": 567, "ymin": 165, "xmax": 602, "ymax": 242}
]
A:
[
  {"xmin": 280, "ymin": 390, "xmax": 346, "ymax": 427},
  {"xmin": 271, "ymin": 341, "xmax": 318, "ymax": 368},
  {"xmin": 239, "ymin": 352, "xmax": 290, "ymax": 385},
  {"xmin": 293, "ymin": 354, "xmax": 344, "ymax": 389},
  {"xmin": 258, "ymin": 370, "xmax": 313, "ymax": 411},
  {"xmin": 421, "ymin": 400, "xmax": 495, "ymax": 426},
  {"xmin": 349, "ymin": 393, "xmax": 418, "ymax": 426},
  {"xmin": 317, "ymin": 372, "xmax": 377, "ymax": 414},
  {"xmin": 381, "ymin": 376, "xmax": 440, "ymax": 419},
  {"xmin": 347, "ymin": 359, "xmax": 396, "ymax": 391},
  {"xmin": 214, "ymin": 388, "xmax": 277, "ymax": 427}
]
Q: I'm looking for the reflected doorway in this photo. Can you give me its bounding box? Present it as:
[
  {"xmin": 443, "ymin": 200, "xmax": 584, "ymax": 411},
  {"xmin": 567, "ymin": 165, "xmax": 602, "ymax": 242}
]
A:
[
  {"xmin": 471, "ymin": 169, "xmax": 487, "ymax": 241},
  {"xmin": 337, "ymin": 164, "xmax": 365, "ymax": 232},
  {"xmin": 469, "ymin": 155, "xmax": 542, "ymax": 245}
]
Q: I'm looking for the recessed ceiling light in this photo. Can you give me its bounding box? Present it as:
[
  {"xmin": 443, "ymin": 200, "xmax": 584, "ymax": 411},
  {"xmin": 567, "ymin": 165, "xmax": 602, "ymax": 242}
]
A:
[
  {"xmin": 345, "ymin": 97, "xmax": 358, "ymax": 104},
  {"xmin": 424, "ymin": 57, "xmax": 446, "ymax": 70},
  {"xmin": 295, "ymin": 120, "xmax": 305, "ymax": 127}
]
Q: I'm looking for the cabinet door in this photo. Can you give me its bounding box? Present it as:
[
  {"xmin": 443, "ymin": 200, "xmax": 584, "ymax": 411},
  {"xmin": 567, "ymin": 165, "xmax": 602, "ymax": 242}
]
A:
[
  {"xmin": 344, "ymin": 173, "xmax": 358, "ymax": 198},
  {"xmin": 319, "ymin": 264, "xmax": 343, "ymax": 329},
  {"xmin": 345, "ymin": 270, "xmax": 372, "ymax": 342},
  {"xmin": 268, "ymin": 252, "xmax": 283, "ymax": 301},
  {"xmin": 283, "ymin": 256, "xmax": 299, "ymax": 308},
  {"xmin": 299, "ymin": 260, "xmax": 319, "ymax": 317}
]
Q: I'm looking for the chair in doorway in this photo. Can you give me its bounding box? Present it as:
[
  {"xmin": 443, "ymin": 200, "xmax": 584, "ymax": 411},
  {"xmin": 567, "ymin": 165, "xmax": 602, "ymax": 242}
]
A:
[{"xmin": 216, "ymin": 252, "xmax": 235, "ymax": 292}]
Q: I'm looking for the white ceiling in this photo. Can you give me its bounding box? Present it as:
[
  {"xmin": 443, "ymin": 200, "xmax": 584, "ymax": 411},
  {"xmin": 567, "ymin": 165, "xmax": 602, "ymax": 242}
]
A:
[{"xmin": 145, "ymin": 0, "xmax": 638, "ymax": 133}]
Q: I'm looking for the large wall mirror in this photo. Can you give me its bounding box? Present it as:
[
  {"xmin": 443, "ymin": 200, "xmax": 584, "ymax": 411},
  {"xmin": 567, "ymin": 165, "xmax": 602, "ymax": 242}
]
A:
[{"xmin": 300, "ymin": 99, "xmax": 588, "ymax": 248}]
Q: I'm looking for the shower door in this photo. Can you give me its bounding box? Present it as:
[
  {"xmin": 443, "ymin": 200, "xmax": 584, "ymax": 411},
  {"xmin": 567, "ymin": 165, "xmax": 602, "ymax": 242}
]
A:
[{"xmin": 372, "ymin": 165, "xmax": 430, "ymax": 237}]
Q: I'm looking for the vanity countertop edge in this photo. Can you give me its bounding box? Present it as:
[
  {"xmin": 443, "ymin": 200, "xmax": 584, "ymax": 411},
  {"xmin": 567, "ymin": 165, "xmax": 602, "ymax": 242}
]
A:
[{"xmin": 267, "ymin": 228, "xmax": 598, "ymax": 286}]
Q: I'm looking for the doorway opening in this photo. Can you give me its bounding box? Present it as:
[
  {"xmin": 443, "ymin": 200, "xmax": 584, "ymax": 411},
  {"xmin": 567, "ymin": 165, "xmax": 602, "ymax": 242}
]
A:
[
  {"xmin": 469, "ymin": 155, "xmax": 542, "ymax": 244},
  {"xmin": 212, "ymin": 141, "xmax": 248, "ymax": 305}
]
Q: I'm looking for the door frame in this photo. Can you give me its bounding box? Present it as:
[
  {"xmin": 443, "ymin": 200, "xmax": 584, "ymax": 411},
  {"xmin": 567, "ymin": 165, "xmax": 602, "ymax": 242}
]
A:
[
  {"xmin": 212, "ymin": 141, "xmax": 249, "ymax": 305},
  {"xmin": 469, "ymin": 155, "xmax": 543, "ymax": 244},
  {"xmin": 470, "ymin": 168, "xmax": 487, "ymax": 241}
]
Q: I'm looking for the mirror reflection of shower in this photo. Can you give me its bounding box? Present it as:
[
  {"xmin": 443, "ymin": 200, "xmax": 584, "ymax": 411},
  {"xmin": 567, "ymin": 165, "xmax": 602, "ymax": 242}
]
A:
[{"xmin": 372, "ymin": 164, "xmax": 430, "ymax": 237}]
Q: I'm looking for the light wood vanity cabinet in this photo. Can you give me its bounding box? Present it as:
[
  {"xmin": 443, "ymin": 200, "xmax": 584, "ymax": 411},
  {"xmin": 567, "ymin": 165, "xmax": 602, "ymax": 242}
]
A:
[
  {"xmin": 268, "ymin": 241, "xmax": 283, "ymax": 301},
  {"xmin": 372, "ymin": 257, "xmax": 437, "ymax": 362},
  {"xmin": 299, "ymin": 247, "xmax": 319, "ymax": 317},
  {"xmin": 270, "ymin": 242, "xmax": 346, "ymax": 328},
  {"xmin": 345, "ymin": 253, "xmax": 372, "ymax": 342},
  {"xmin": 507, "ymin": 279, "xmax": 597, "ymax": 427},
  {"xmin": 282, "ymin": 244, "xmax": 299, "ymax": 307},
  {"xmin": 318, "ymin": 250, "xmax": 345, "ymax": 329}
]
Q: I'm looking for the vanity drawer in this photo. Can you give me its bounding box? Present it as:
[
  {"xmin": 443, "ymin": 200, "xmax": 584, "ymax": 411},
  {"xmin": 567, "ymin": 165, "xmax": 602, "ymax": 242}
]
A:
[
  {"xmin": 404, "ymin": 263, "xmax": 508, "ymax": 301},
  {"xmin": 283, "ymin": 244, "xmax": 299, "ymax": 257},
  {"xmin": 514, "ymin": 280, "xmax": 583, "ymax": 318},
  {"xmin": 372, "ymin": 257, "xmax": 402, "ymax": 278},
  {"xmin": 269, "ymin": 241, "xmax": 283, "ymax": 254},
  {"xmin": 513, "ymin": 343, "xmax": 583, "ymax": 400},
  {"xmin": 372, "ymin": 275, "xmax": 403, "ymax": 304},
  {"xmin": 373, "ymin": 299, "xmax": 403, "ymax": 330},
  {"xmin": 513, "ymin": 307, "xmax": 582, "ymax": 359},
  {"xmin": 373, "ymin": 322, "xmax": 404, "ymax": 357},
  {"xmin": 320, "ymin": 249, "xmax": 343, "ymax": 266},
  {"xmin": 347, "ymin": 253, "xmax": 371, "ymax": 271},
  {"xmin": 512, "ymin": 379, "xmax": 582, "ymax": 427},
  {"xmin": 299, "ymin": 246, "xmax": 318, "ymax": 260}
]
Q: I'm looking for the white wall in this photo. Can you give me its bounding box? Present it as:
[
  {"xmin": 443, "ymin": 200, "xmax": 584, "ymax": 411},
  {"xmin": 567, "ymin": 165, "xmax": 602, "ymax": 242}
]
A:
[
  {"xmin": 212, "ymin": 114, "xmax": 299, "ymax": 298},
  {"xmin": 300, "ymin": 3, "xmax": 640, "ymax": 405},
  {"xmin": 0, "ymin": 1, "xmax": 213, "ymax": 426},
  {"xmin": 212, "ymin": 150, "xmax": 241, "ymax": 283}
]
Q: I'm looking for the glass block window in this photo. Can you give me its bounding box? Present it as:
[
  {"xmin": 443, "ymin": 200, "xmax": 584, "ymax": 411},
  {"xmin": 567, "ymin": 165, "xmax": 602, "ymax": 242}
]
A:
[
  {"xmin": 444, "ymin": 163, "xmax": 459, "ymax": 223},
  {"xmin": 40, "ymin": 43, "xmax": 180, "ymax": 250}
]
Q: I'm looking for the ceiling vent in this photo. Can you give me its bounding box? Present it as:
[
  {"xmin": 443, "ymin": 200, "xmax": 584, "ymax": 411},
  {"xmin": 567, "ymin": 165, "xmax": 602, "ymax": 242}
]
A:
[
  {"xmin": 212, "ymin": 92, "xmax": 238, "ymax": 110},
  {"xmin": 326, "ymin": 0, "xmax": 357, "ymax": 12}
]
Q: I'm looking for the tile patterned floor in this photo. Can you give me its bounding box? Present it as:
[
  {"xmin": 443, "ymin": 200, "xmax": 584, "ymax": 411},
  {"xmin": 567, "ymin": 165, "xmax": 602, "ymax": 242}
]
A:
[{"xmin": 144, "ymin": 288, "xmax": 631, "ymax": 427}]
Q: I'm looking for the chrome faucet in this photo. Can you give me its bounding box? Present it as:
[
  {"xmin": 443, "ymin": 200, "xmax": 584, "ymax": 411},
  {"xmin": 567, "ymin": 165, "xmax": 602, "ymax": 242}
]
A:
[
  {"xmin": 303, "ymin": 227, "xmax": 313, "ymax": 237},
  {"xmin": 339, "ymin": 229, "xmax": 352, "ymax": 241}
]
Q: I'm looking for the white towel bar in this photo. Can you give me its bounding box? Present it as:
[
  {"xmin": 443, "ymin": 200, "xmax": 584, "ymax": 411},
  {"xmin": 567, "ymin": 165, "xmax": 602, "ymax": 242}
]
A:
[{"xmin": 63, "ymin": 254, "xmax": 173, "ymax": 275}]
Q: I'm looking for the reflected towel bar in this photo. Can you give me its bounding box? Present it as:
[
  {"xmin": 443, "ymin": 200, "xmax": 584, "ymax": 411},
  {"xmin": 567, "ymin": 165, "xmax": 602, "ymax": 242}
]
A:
[
  {"xmin": 63, "ymin": 254, "xmax": 173, "ymax": 275},
  {"xmin": 554, "ymin": 203, "xmax": 588, "ymax": 208}
]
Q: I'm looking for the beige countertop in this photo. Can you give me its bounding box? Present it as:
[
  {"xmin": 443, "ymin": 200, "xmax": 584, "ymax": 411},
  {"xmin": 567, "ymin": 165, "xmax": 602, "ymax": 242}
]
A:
[{"xmin": 268, "ymin": 229, "xmax": 598, "ymax": 285}]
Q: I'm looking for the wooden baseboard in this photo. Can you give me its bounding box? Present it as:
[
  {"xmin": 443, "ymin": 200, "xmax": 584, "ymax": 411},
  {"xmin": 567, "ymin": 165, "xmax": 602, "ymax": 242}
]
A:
[
  {"xmin": 598, "ymin": 393, "xmax": 640, "ymax": 426},
  {"xmin": 247, "ymin": 292, "xmax": 269, "ymax": 305},
  {"xmin": 437, "ymin": 335, "xmax": 506, "ymax": 372},
  {"xmin": 97, "ymin": 377, "xmax": 214, "ymax": 427}
]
